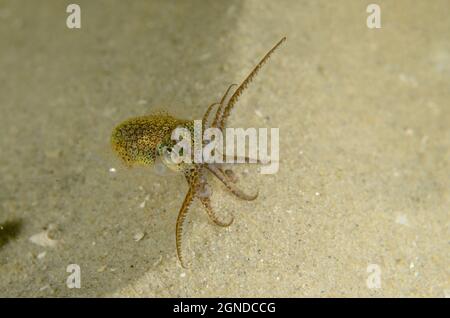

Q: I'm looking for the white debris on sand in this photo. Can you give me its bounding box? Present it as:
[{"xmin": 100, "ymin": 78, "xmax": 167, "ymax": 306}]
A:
[
  {"xmin": 97, "ymin": 265, "xmax": 107, "ymax": 273},
  {"xmin": 395, "ymin": 214, "xmax": 409, "ymax": 226},
  {"xmin": 39, "ymin": 284, "xmax": 50, "ymax": 292},
  {"xmin": 152, "ymin": 255, "xmax": 163, "ymax": 267},
  {"xmin": 255, "ymin": 109, "xmax": 264, "ymax": 118},
  {"xmin": 133, "ymin": 232, "xmax": 145, "ymax": 242},
  {"xmin": 404, "ymin": 128, "xmax": 414, "ymax": 136},
  {"xmin": 37, "ymin": 251, "xmax": 47, "ymax": 259},
  {"xmin": 29, "ymin": 230, "xmax": 58, "ymax": 248},
  {"xmin": 139, "ymin": 194, "xmax": 150, "ymax": 208}
]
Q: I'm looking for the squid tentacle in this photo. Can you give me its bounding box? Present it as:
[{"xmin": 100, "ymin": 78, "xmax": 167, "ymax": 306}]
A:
[
  {"xmin": 219, "ymin": 37, "xmax": 286, "ymax": 130},
  {"xmin": 205, "ymin": 165, "xmax": 258, "ymax": 201},
  {"xmin": 199, "ymin": 194, "xmax": 234, "ymax": 227},
  {"xmin": 175, "ymin": 167, "xmax": 201, "ymax": 268},
  {"xmin": 212, "ymin": 83, "xmax": 238, "ymax": 128}
]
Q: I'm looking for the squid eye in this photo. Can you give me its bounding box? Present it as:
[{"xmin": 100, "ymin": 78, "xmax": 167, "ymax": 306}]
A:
[
  {"xmin": 161, "ymin": 146, "xmax": 173, "ymax": 158},
  {"xmin": 159, "ymin": 145, "xmax": 182, "ymax": 172}
]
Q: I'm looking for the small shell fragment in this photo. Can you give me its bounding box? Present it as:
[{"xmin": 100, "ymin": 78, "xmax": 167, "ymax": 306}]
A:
[
  {"xmin": 395, "ymin": 214, "xmax": 409, "ymax": 226},
  {"xmin": 37, "ymin": 251, "xmax": 47, "ymax": 259},
  {"xmin": 97, "ymin": 265, "xmax": 107, "ymax": 273},
  {"xmin": 29, "ymin": 231, "xmax": 58, "ymax": 248},
  {"xmin": 133, "ymin": 232, "xmax": 145, "ymax": 242}
]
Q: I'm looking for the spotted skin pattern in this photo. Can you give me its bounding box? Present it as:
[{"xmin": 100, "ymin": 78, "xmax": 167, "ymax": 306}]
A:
[{"xmin": 111, "ymin": 37, "xmax": 286, "ymax": 267}]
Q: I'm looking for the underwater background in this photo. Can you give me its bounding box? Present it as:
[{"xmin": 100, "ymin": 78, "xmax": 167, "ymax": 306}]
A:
[{"xmin": 0, "ymin": 0, "xmax": 449, "ymax": 296}]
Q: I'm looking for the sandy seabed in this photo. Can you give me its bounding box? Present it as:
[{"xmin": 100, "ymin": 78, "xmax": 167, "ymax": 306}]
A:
[{"xmin": 0, "ymin": 0, "xmax": 449, "ymax": 297}]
